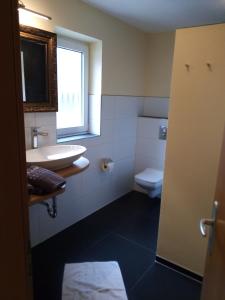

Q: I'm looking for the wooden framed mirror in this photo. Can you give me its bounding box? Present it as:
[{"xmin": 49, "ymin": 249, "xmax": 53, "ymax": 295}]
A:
[{"xmin": 20, "ymin": 25, "xmax": 58, "ymax": 112}]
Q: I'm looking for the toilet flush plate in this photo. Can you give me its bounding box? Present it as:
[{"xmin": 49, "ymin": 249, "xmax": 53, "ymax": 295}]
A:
[{"xmin": 159, "ymin": 125, "xmax": 167, "ymax": 140}]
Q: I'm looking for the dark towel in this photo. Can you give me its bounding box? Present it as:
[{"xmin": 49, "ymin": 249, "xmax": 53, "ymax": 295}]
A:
[
  {"xmin": 27, "ymin": 183, "xmax": 44, "ymax": 195},
  {"xmin": 27, "ymin": 166, "xmax": 66, "ymax": 194}
]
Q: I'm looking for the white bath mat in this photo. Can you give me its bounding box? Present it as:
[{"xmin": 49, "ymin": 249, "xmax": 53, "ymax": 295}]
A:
[{"xmin": 62, "ymin": 261, "xmax": 128, "ymax": 300}]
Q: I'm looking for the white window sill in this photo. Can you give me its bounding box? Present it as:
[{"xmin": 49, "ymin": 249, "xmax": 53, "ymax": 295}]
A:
[{"xmin": 57, "ymin": 133, "xmax": 99, "ymax": 144}]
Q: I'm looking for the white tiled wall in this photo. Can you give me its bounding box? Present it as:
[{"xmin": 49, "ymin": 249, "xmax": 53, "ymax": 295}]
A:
[
  {"xmin": 28, "ymin": 96, "xmax": 142, "ymax": 246},
  {"xmin": 134, "ymin": 117, "xmax": 168, "ymax": 193},
  {"xmin": 26, "ymin": 96, "xmax": 169, "ymax": 246},
  {"xmin": 89, "ymin": 94, "xmax": 101, "ymax": 135},
  {"xmin": 24, "ymin": 112, "xmax": 56, "ymax": 149}
]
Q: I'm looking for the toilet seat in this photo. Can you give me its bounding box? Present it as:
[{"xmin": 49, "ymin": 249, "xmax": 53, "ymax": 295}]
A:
[{"xmin": 135, "ymin": 168, "xmax": 163, "ymax": 189}]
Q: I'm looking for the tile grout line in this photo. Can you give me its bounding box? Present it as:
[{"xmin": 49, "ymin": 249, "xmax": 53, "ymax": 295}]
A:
[
  {"xmin": 113, "ymin": 232, "xmax": 157, "ymax": 255},
  {"xmin": 83, "ymin": 229, "xmax": 154, "ymax": 254},
  {"xmin": 129, "ymin": 263, "xmax": 154, "ymax": 292},
  {"xmin": 84, "ymin": 231, "xmax": 113, "ymax": 250}
]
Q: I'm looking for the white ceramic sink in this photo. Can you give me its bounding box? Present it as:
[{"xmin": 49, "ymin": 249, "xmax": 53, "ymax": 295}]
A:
[{"xmin": 26, "ymin": 145, "xmax": 87, "ymax": 170}]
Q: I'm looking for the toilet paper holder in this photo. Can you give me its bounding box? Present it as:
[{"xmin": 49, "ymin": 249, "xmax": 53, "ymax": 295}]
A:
[{"xmin": 101, "ymin": 158, "xmax": 114, "ymax": 172}]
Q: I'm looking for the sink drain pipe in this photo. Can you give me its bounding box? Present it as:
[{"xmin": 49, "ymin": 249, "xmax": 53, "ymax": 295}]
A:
[{"xmin": 40, "ymin": 196, "xmax": 57, "ymax": 218}]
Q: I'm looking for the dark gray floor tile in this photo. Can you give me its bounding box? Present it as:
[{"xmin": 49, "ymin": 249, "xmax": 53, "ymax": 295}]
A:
[
  {"xmin": 73, "ymin": 233, "xmax": 156, "ymax": 290},
  {"xmin": 113, "ymin": 196, "xmax": 160, "ymax": 251},
  {"xmin": 130, "ymin": 262, "xmax": 201, "ymax": 300},
  {"xmin": 32, "ymin": 191, "xmax": 201, "ymax": 300}
]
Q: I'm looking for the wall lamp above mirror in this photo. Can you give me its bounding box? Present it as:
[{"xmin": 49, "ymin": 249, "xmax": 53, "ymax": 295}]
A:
[
  {"xmin": 18, "ymin": 0, "xmax": 52, "ymax": 20},
  {"xmin": 20, "ymin": 25, "xmax": 58, "ymax": 112}
]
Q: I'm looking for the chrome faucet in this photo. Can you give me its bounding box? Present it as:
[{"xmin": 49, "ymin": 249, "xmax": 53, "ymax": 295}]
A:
[{"xmin": 31, "ymin": 127, "xmax": 48, "ymax": 149}]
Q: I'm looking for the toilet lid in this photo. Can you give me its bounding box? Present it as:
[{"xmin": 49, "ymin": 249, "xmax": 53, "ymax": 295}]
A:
[{"xmin": 135, "ymin": 168, "xmax": 163, "ymax": 187}]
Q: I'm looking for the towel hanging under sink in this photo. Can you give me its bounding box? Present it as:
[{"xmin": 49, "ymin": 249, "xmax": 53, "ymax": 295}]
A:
[{"xmin": 27, "ymin": 166, "xmax": 66, "ymax": 195}]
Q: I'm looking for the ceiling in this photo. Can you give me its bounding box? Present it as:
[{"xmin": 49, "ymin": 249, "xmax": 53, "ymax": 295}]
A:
[{"xmin": 82, "ymin": 0, "xmax": 225, "ymax": 32}]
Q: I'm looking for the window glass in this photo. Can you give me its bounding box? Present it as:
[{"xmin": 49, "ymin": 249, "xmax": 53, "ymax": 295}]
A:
[{"xmin": 57, "ymin": 37, "xmax": 88, "ymax": 137}]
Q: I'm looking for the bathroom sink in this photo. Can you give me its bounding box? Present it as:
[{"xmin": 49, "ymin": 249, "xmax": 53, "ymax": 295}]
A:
[{"xmin": 26, "ymin": 145, "xmax": 87, "ymax": 170}]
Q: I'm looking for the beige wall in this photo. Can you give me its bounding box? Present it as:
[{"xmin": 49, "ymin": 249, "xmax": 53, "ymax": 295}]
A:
[
  {"xmin": 145, "ymin": 32, "xmax": 175, "ymax": 97},
  {"xmin": 20, "ymin": 0, "xmax": 147, "ymax": 96},
  {"xmin": 157, "ymin": 24, "xmax": 225, "ymax": 275},
  {"xmin": 89, "ymin": 41, "xmax": 102, "ymax": 95}
]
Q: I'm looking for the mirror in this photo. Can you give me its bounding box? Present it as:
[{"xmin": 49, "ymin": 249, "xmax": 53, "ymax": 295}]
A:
[{"xmin": 20, "ymin": 25, "xmax": 58, "ymax": 112}]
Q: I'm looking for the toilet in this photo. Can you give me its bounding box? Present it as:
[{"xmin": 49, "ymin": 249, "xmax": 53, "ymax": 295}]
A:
[{"xmin": 134, "ymin": 168, "xmax": 163, "ymax": 198}]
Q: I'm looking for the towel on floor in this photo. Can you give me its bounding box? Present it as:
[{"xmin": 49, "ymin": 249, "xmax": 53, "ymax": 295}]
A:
[
  {"xmin": 27, "ymin": 166, "xmax": 66, "ymax": 194},
  {"xmin": 62, "ymin": 261, "xmax": 128, "ymax": 300}
]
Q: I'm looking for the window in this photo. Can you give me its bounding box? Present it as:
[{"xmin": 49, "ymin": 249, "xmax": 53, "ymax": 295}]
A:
[{"xmin": 57, "ymin": 37, "xmax": 88, "ymax": 137}]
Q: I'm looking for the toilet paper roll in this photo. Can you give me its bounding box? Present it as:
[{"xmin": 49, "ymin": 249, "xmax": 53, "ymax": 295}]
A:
[{"xmin": 101, "ymin": 158, "xmax": 114, "ymax": 173}]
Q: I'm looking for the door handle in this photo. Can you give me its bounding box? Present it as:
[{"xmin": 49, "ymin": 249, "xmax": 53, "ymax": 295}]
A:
[
  {"xmin": 199, "ymin": 201, "xmax": 218, "ymax": 254},
  {"xmin": 200, "ymin": 218, "xmax": 214, "ymax": 237}
]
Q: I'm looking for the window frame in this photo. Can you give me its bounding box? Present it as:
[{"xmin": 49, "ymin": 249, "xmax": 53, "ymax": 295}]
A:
[{"xmin": 56, "ymin": 36, "xmax": 89, "ymax": 138}]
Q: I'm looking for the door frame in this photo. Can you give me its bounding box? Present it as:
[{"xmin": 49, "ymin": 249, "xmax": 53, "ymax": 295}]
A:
[{"xmin": 0, "ymin": 1, "xmax": 31, "ymax": 299}]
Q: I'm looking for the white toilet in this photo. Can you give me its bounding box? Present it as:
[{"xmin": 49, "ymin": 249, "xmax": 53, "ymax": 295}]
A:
[{"xmin": 134, "ymin": 168, "xmax": 163, "ymax": 198}]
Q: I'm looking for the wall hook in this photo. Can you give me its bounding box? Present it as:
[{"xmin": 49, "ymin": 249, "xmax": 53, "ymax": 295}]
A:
[
  {"xmin": 185, "ymin": 64, "xmax": 190, "ymax": 71},
  {"xmin": 206, "ymin": 63, "xmax": 212, "ymax": 71}
]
